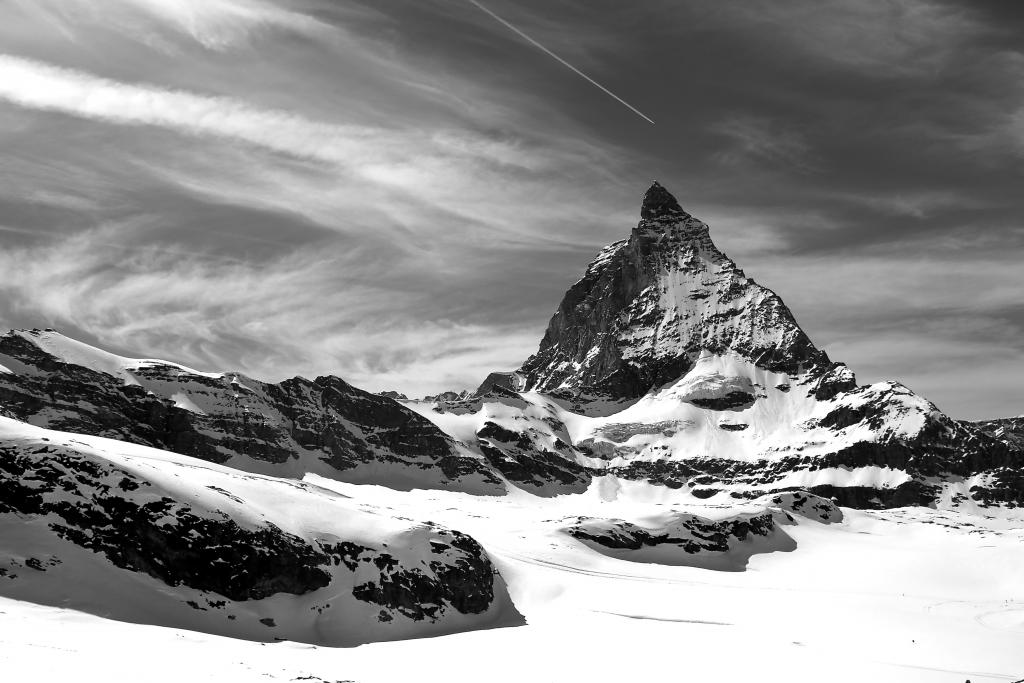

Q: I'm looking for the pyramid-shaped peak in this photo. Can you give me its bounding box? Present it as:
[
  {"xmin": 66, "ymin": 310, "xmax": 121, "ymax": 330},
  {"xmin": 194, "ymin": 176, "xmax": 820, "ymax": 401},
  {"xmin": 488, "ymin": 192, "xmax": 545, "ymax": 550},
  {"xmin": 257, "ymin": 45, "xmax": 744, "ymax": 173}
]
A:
[{"xmin": 640, "ymin": 181, "xmax": 687, "ymax": 220}]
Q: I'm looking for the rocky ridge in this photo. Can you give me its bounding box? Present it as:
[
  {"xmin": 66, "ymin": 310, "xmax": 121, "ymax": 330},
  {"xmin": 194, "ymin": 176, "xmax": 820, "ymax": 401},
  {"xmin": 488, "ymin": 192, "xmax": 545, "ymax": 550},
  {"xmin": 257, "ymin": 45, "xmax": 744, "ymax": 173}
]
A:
[{"xmin": 0, "ymin": 329, "xmax": 501, "ymax": 493}]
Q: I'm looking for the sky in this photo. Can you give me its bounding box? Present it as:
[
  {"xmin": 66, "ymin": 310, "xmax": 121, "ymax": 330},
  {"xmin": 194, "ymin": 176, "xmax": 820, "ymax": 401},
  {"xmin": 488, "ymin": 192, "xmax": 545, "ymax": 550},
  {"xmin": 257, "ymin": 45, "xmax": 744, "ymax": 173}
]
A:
[{"xmin": 0, "ymin": 0, "xmax": 1021, "ymax": 419}]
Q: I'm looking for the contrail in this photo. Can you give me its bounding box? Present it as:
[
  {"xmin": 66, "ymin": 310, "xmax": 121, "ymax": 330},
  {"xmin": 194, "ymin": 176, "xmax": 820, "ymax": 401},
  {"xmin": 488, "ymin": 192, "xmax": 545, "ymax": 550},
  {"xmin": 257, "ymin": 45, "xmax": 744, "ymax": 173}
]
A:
[{"xmin": 465, "ymin": 0, "xmax": 655, "ymax": 125}]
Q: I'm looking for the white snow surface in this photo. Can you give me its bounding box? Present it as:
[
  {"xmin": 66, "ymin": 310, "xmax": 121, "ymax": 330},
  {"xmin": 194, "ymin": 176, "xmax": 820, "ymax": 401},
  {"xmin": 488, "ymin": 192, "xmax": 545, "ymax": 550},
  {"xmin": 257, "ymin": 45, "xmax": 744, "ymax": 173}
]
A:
[
  {"xmin": 12, "ymin": 329, "xmax": 224, "ymax": 383},
  {"xmin": 1, "ymin": 336, "xmax": 1022, "ymax": 681},
  {"xmin": 2, "ymin": 466, "xmax": 1022, "ymax": 682},
  {"xmin": 408, "ymin": 351, "xmax": 943, "ymax": 480},
  {"xmin": 0, "ymin": 417, "xmax": 519, "ymax": 647}
]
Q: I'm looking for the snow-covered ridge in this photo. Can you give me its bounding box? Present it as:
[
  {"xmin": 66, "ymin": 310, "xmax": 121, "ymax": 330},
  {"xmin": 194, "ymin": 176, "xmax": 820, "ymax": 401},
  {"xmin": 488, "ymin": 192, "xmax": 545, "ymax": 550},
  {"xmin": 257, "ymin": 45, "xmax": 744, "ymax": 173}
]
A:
[
  {"xmin": 8, "ymin": 328, "xmax": 224, "ymax": 383},
  {"xmin": 0, "ymin": 327, "xmax": 504, "ymax": 494},
  {"xmin": 0, "ymin": 416, "xmax": 521, "ymax": 646}
]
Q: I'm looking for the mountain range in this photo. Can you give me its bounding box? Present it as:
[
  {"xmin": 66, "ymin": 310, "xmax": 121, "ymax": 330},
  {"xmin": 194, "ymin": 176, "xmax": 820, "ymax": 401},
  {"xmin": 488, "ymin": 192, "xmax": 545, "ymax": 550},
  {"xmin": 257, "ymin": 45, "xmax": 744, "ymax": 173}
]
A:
[{"xmin": 1, "ymin": 183, "xmax": 1021, "ymax": 665}]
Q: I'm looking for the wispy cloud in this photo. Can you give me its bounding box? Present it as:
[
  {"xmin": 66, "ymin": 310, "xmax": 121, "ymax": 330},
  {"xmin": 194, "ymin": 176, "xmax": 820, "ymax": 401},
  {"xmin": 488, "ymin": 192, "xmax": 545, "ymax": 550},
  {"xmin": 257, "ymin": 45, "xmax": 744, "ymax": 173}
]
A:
[
  {"xmin": 0, "ymin": 53, "xmax": 631, "ymax": 246},
  {"xmin": 0, "ymin": 222, "xmax": 539, "ymax": 394},
  {"xmin": 711, "ymin": 115, "xmax": 817, "ymax": 172},
  {"xmin": 6, "ymin": 0, "xmax": 331, "ymax": 52},
  {"xmin": 747, "ymin": 250, "xmax": 1024, "ymax": 418},
  {"xmin": 0, "ymin": 54, "xmax": 529, "ymax": 171},
  {"xmin": 707, "ymin": 0, "xmax": 980, "ymax": 76}
]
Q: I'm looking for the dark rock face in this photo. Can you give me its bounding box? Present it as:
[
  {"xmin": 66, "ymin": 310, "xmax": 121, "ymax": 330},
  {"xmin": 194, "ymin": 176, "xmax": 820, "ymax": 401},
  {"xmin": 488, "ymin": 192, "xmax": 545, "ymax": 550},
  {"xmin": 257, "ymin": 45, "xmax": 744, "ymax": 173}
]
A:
[
  {"xmin": 562, "ymin": 509, "xmax": 792, "ymax": 569},
  {"xmin": 475, "ymin": 421, "xmax": 591, "ymax": 492},
  {"xmin": 640, "ymin": 181, "xmax": 688, "ymax": 221},
  {"xmin": 377, "ymin": 390, "xmax": 409, "ymax": 401},
  {"xmin": 566, "ymin": 511, "xmax": 775, "ymax": 554},
  {"xmin": 347, "ymin": 531, "xmax": 495, "ymax": 621},
  {"xmin": 688, "ymin": 391, "xmax": 755, "ymax": 411},
  {"xmin": 605, "ymin": 412, "xmax": 1023, "ymax": 509},
  {"xmin": 517, "ymin": 182, "xmax": 849, "ymax": 401},
  {"xmin": 423, "ymin": 390, "xmax": 470, "ymax": 403},
  {"xmin": 0, "ymin": 443, "xmax": 332, "ymax": 600},
  {"xmin": 967, "ymin": 467, "xmax": 1024, "ymax": 508},
  {"xmin": 973, "ymin": 416, "xmax": 1024, "ymax": 451},
  {"xmin": 473, "ymin": 372, "xmax": 520, "ymax": 397},
  {"xmin": 768, "ymin": 492, "xmax": 843, "ymax": 523},
  {"xmin": 0, "ymin": 330, "xmax": 499, "ymax": 492},
  {"xmin": 805, "ymin": 482, "xmax": 939, "ymax": 510},
  {"xmin": 0, "ymin": 438, "xmax": 503, "ymax": 620}
]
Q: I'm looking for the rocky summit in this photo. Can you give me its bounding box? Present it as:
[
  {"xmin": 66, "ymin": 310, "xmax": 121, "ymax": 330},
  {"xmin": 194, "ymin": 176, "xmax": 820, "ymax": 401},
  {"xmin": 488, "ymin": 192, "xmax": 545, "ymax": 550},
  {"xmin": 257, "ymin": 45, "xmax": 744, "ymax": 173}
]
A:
[{"xmin": 518, "ymin": 181, "xmax": 847, "ymax": 403}]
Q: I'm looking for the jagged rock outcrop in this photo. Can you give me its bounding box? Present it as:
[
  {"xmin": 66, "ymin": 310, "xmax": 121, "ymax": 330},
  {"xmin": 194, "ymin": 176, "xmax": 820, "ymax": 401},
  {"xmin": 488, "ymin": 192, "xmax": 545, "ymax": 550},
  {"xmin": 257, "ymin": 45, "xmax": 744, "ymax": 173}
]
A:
[{"xmin": 562, "ymin": 506, "xmax": 795, "ymax": 570}]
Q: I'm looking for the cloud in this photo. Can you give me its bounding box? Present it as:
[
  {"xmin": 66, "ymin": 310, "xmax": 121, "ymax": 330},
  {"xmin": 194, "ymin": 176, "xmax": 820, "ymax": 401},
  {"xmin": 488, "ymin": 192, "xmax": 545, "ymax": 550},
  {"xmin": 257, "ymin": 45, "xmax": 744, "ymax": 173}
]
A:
[
  {"xmin": 6, "ymin": 0, "xmax": 331, "ymax": 52},
  {"xmin": 706, "ymin": 0, "xmax": 980, "ymax": 76},
  {"xmin": 0, "ymin": 7, "xmax": 648, "ymax": 398},
  {"xmin": 742, "ymin": 249, "xmax": 1024, "ymax": 418},
  {"xmin": 0, "ymin": 53, "xmax": 632, "ymax": 247},
  {"xmin": 0, "ymin": 221, "xmax": 540, "ymax": 395},
  {"xmin": 0, "ymin": 54, "xmax": 524, "ymax": 171},
  {"xmin": 711, "ymin": 115, "xmax": 817, "ymax": 172}
]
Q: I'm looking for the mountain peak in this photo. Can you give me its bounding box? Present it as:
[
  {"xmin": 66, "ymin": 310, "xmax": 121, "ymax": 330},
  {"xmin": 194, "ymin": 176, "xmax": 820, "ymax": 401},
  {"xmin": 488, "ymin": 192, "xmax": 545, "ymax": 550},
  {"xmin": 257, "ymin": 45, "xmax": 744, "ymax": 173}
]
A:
[
  {"xmin": 518, "ymin": 182, "xmax": 844, "ymax": 402},
  {"xmin": 640, "ymin": 180, "xmax": 687, "ymax": 221}
]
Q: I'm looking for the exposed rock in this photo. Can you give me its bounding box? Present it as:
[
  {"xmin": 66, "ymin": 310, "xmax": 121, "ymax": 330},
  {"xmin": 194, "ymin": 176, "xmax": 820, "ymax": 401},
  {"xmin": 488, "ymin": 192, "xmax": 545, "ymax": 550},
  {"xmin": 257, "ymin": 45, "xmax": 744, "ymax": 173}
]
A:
[
  {"xmin": 566, "ymin": 511, "xmax": 776, "ymax": 553},
  {"xmin": 0, "ymin": 329, "xmax": 501, "ymax": 493},
  {"xmin": 563, "ymin": 508, "xmax": 794, "ymax": 569},
  {"xmin": 473, "ymin": 372, "xmax": 521, "ymax": 397},
  {"xmin": 767, "ymin": 491, "xmax": 843, "ymax": 523},
  {"xmin": 377, "ymin": 391, "xmax": 409, "ymax": 401},
  {"xmin": 475, "ymin": 420, "xmax": 591, "ymax": 492},
  {"xmin": 349, "ymin": 531, "xmax": 494, "ymax": 621},
  {"xmin": 517, "ymin": 181, "xmax": 848, "ymax": 402},
  {"xmin": 973, "ymin": 415, "xmax": 1024, "ymax": 451},
  {"xmin": 0, "ymin": 421, "xmax": 519, "ymax": 645}
]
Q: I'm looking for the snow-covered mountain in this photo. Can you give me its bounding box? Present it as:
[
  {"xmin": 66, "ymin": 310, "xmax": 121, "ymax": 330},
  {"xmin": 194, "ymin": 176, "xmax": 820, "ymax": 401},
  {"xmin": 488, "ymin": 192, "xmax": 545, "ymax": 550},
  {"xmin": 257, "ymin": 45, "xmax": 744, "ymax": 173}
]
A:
[
  {"xmin": 1, "ymin": 182, "xmax": 1022, "ymax": 670},
  {"xmin": 415, "ymin": 182, "xmax": 1022, "ymax": 508},
  {"xmin": 518, "ymin": 182, "xmax": 847, "ymax": 403}
]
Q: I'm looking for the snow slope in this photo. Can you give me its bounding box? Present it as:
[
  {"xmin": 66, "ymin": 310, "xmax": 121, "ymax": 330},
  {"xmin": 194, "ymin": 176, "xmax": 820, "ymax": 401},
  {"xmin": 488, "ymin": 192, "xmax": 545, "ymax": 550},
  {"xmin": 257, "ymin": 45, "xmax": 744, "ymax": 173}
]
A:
[
  {"xmin": 0, "ymin": 417, "xmax": 520, "ymax": 646},
  {"xmin": 7, "ymin": 328, "xmax": 224, "ymax": 383},
  {"xmin": 2, "ymin": 477, "xmax": 1022, "ymax": 682}
]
